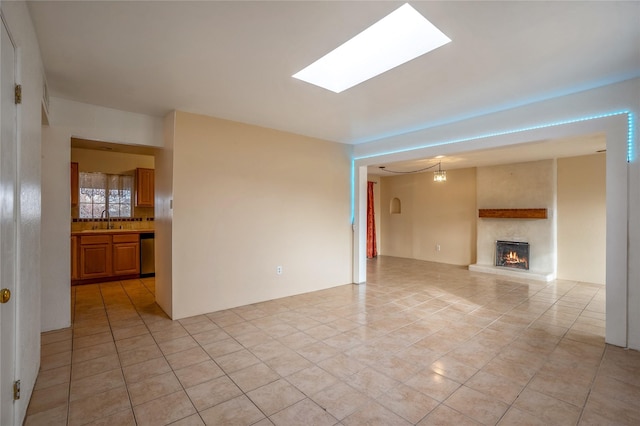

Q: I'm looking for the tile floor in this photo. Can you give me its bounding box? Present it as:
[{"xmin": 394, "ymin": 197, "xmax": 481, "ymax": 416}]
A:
[{"xmin": 26, "ymin": 256, "xmax": 640, "ymax": 425}]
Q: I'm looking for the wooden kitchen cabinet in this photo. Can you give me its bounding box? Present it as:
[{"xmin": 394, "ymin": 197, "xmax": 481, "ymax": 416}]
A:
[
  {"xmin": 71, "ymin": 236, "xmax": 79, "ymax": 280},
  {"xmin": 74, "ymin": 232, "xmax": 145, "ymax": 284},
  {"xmin": 79, "ymin": 235, "xmax": 112, "ymax": 279},
  {"xmin": 112, "ymin": 234, "xmax": 140, "ymax": 275},
  {"xmin": 71, "ymin": 162, "xmax": 79, "ymax": 206},
  {"xmin": 136, "ymin": 168, "xmax": 154, "ymax": 207}
]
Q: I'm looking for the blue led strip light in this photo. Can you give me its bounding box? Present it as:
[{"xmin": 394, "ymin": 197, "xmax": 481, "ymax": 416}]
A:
[
  {"xmin": 355, "ymin": 111, "xmax": 633, "ymax": 161},
  {"xmin": 350, "ymin": 110, "xmax": 635, "ymax": 223},
  {"xmin": 350, "ymin": 158, "xmax": 355, "ymax": 224},
  {"xmin": 628, "ymin": 112, "xmax": 636, "ymax": 162}
]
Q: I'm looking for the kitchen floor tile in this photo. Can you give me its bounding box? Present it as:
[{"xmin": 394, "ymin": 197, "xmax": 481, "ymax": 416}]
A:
[
  {"xmin": 126, "ymin": 371, "xmax": 182, "ymax": 406},
  {"xmin": 40, "ymin": 328, "xmax": 72, "ymax": 345},
  {"xmin": 157, "ymin": 335, "xmax": 199, "ymax": 355},
  {"xmin": 117, "ymin": 343, "xmax": 163, "ymax": 367},
  {"xmin": 376, "ymin": 384, "xmax": 439, "ymax": 424},
  {"xmin": 347, "ymin": 366, "xmax": 400, "ymax": 399},
  {"xmin": 228, "ymin": 362, "xmax": 280, "ymax": 392},
  {"xmin": 263, "ymin": 349, "xmax": 314, "ymax": 377},
  {"xmin": 185, "ymin": 375, "xmax": 243, "ymax": 411},
  {"xmin": 269, "ymin": 398, "xmax": 337, "ymax": 426},
  {"xmin": 69, "ymin": 368, "xmax": 125, "ymax": 402},
  {"xmin": 71, "ymin": 354, "xmax": 120, "ymax": 381},
  {"xmin": 342, "ymin": 400, "xmax": 411, "ymax": 426},
  {"xmin": 310, "ymin": 382, "xmax": 370, "ymax": 420},
  {"xmin": 26, "ymin": 382, "xmax": 69, "ymax": 415},
  {"xmin": 82, "ymin": 408, "xmax": 136, "ymax": 426},
  {"xmin": 33, "ymin": 365, "xmax": 71, "ymax": 391},
  {"xmin": 246, "ymin": 378, "xmax": 306, "ymax": 416},
  {"xmin": 165, "ymin": 346, "xmax": 211, "ymax": 370},
  {"xmin": 114, "ymin": 333, "xmax": 155, "ymax": 353},
  {"xmin": 416, "ymin": 404, "xmax": 481, "ymax": 426},
  {"xmin": 24, "ymin": 404, "xmax": 68, "ymax": 426},
  {"xmin": 132, "ymin": 390, "xmax": 196, "ymax": 426},
  {"xmin": 175, "ymin": 360, "xmax": 224, "ymax": 388},
  {"xmin": 111, "ymin": 324, "xmax": 150, "ymax": 341},
  {"xmin": 199, "ymin": 395, "xmax": 264, "ymax": 426},
  {"xmin": 40, "ymin": 339, "xmax": 73, "ymax": 357},
  {"xmin": 405, "ymin": 371, "xmax": 460, "ymax": 402},
  {"xmin": 444, "ymin": 385, "xmax": 509, "ymax": 425},
  {"xmin": 168, "ymin": 414, "xmax": 206, "ymax": 426},
  {"xmin": 40, "ymin": 351, "xmax": 72, "ymax": 371},
  {"xmin": 122, "ymin": 356, "xmax": 171, "ymax": 384},
  {"xmin": 215, "ymin": 348, "xmax": 260, "ymax": 374},
  {"xmin": 286, "ymin": 365, "xmax": 339, "ymax": 396},
  {"xmin": 67, "ymin": 386, "xmax": 131, "ymax": 426},
  {"xmin": 513, "ymin": 387, "xmax": 581, "ymax": 425}
]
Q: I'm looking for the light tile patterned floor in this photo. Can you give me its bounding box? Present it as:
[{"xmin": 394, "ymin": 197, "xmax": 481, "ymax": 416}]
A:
[{"xmin": 26, "ymin": 256, "xmax": 640, "ymax": 425}]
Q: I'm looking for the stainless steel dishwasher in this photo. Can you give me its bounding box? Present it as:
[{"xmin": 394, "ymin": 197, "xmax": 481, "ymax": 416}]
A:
[{"xmin": 140, "ymin": 232, "xmax": 155, "ymax": 277}]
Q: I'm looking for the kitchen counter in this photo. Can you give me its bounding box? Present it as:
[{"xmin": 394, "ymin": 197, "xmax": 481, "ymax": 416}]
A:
[{"xmin": 72, "ymin": 229, "xmax": 154, "ymax": 236}]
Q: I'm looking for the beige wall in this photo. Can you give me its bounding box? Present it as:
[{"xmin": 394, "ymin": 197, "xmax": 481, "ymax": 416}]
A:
[
  {"xmin": 170, "ymin": 111, "xmax": 352, "ymax": 319},
  {"xmin": 557, "ymin": 154, "xmax": 606, "ymax": 284},
  {"xmin": 379, "ymin": 168, "xmax": 477, "ymax": 265}
]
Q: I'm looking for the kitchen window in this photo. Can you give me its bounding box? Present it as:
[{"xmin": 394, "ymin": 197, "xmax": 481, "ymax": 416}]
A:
[{"xmin": 79, "ymin": 172, "xmax": 133, "ymax": 219}]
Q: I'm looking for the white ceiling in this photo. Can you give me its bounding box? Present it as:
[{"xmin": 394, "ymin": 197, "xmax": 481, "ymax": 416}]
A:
[
  {"xmin": 367, "ymin": 133, "xmax": 606, "ymax": 176},
  {"xmin": 29, "ymin": 1, "xmax": 639, "ymax": 154}
]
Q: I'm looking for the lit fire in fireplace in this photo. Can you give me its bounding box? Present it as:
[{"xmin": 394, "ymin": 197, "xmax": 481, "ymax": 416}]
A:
[
  {"xmin": 495, "ymin": 240, "xmax": 530, "ymax": 270},
  {"xmin": 504, "ymin": 251, "xmax": 528, "ymax": 269}
]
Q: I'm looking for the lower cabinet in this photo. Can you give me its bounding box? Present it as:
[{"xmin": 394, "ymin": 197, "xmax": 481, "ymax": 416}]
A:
[
  {"xmin": 76, "ymin": 233, "xmax": 141, "ymax": 283},
  {"xmin": 71, "ymin": 236, "xmax": 79, "ymax": 280},
  {"xmin": 80, "ymin": 235, "xmax": 112, "ymax": 279},
  {"xmin": 113, "ymin": 234, "xmax": 140, "ymax": 276}
]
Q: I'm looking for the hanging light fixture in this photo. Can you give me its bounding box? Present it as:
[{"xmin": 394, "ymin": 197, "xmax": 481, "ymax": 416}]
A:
[
  {"xmin": 433, "ymin": 162, "xmax": 446, "ymax": 182},
  {"xmin": 378, "ymin": 160, "xmax": 447, "ymax": 182}
]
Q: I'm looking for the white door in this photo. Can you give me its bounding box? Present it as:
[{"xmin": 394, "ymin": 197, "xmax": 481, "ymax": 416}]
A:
[{"xmin": 0, "ymin": 16, "xmax": 17, "ymax": 426}]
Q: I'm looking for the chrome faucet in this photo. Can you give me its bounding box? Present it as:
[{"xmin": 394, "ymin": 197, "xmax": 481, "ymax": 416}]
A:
[{"xmin": 101, "ymin": 209, "xmax": 112, "ymax": 229}]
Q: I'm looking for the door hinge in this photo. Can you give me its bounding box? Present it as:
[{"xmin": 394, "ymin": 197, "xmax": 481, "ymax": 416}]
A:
[
  {"xmin": 15, "ymin": 84, "xmax": 22, "ymax": 104},
  {"xmin": 13, "ymin": 380, "xmax": 20, "ymax": 401}
]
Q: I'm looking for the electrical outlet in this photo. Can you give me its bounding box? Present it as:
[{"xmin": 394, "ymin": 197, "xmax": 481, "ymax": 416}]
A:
[
  {"xmin": 276, "ymin": 266, "xmax": 283, "ymax": 275},
  {"xmin": 436, "ymin": 244, "xmax": 441, "ymax": 252}
]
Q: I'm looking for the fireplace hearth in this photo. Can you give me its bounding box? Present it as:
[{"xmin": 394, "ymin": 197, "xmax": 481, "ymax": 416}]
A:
[{"xmin": 496, "ymin": 240, "xmax": 529, "ymax": 270}]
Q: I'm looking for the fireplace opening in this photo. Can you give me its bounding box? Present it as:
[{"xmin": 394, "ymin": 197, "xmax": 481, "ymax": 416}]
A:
[{"xmin": 496, "ymin": 240, "xmax": 529, "ymax": 270}]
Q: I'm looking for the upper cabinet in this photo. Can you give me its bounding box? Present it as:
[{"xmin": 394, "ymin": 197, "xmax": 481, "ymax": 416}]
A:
[
  {"xmin": 136, "ymin": 168, "xmax": 154, "ymax": 208},
  {"xmin": 71, "ymin": 162, "xmax": 79, "ymax": 206}
]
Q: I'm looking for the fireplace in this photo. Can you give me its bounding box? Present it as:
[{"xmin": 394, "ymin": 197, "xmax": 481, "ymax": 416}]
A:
[{"xmin": 495, "ymin": 240, "xmax": 529, "ymax": 270}]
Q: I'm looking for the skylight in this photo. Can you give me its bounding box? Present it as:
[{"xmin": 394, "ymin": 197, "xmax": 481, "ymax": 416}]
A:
[{"xmin": 292, "ymin": 3, "xmax": 451, "ymax": 93}]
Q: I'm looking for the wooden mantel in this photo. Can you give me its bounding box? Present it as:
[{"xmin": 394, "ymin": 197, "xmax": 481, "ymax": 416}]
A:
[{"xmin": 478, "ymin": 208, "xmax": 548, "ymax": 219}]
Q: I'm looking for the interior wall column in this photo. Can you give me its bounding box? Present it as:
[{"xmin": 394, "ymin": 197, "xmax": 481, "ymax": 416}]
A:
[
  {"xmin": 605, "ymin": 117, "xmax": 630, "ymax": 348},
  {"xmin": 352, "ymin": 165, "xmax": 367, "ymax": 284}
]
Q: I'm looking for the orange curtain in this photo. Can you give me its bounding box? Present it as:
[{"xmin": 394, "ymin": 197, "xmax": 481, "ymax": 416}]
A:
[{"xmin": 367, "ymin": 181, "xmax": 377, "ymax": 258}]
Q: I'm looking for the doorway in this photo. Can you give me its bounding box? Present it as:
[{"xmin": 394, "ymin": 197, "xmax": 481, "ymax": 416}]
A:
[{"xmin": 353, "ymin": 114, "xmax": 631, "ymax": 348}]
